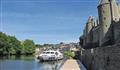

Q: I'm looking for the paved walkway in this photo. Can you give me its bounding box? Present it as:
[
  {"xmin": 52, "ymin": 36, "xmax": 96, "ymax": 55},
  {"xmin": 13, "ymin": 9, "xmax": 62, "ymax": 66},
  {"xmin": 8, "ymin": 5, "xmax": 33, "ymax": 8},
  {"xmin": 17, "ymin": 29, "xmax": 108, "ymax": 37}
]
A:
[{"xmin": 60, "ymin": 59, "xmax": 81, "ymax": 70}]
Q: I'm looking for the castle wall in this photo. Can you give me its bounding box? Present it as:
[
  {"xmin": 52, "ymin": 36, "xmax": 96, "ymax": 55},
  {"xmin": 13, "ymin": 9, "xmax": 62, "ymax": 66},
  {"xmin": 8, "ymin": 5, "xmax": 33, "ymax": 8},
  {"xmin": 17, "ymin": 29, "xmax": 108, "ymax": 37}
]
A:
[
  {"xmin": 92, "ymin": 26, "xmax": 100, "ymax": 43},
  {"xmin": 83, "ymin": 29, "xmax": 87, "ymax": 46},
  {"xmin": 114, "ymin": 21, "xmax": 120, "ymax": 43},
  {"xmin": 81, "ymin": 43, "xmax": 120, "ymax": 70}
]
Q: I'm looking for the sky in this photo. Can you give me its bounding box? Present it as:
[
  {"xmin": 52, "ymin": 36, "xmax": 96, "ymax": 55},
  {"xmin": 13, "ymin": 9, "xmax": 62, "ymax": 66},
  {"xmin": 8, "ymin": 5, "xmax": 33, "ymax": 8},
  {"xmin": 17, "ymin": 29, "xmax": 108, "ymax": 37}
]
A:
[{"xmin": 0, "ymin": 0, "xmax": 119, "ymax": 44}]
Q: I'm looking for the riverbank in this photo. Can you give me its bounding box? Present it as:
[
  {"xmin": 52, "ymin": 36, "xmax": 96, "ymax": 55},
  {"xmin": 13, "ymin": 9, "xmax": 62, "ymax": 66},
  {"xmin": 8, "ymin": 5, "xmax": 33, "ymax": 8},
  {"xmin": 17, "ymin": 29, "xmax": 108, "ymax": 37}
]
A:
[
  {"xmin": 60, "ymin": 59, "xmax": 80, "ymax": 70},
  {"xmin": 60, "ymin": 59, "xmax": 87, "ymax": 70}
]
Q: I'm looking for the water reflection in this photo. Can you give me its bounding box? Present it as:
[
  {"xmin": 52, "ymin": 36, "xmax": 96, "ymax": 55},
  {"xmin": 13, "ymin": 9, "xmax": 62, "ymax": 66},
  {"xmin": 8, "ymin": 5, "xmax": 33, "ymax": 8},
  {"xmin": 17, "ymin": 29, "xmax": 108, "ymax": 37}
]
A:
[
  {"xmin": 0, "ymin": 56, "xmax": 63, "ymax": 70},
  {"xmin": 40, "ymin": 60, "xmax": 63, "ymax": 70},
  {"xmin": 0, "ymin": 55, "xmax": 34, "ymax": 60}
]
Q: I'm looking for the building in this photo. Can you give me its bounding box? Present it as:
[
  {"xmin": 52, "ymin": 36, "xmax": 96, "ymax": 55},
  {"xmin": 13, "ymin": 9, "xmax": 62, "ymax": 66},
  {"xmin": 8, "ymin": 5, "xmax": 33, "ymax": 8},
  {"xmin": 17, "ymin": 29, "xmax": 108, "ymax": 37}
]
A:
[{"xmin": 80, "ymin": 0, "xmax": 120, "ymax": 49}]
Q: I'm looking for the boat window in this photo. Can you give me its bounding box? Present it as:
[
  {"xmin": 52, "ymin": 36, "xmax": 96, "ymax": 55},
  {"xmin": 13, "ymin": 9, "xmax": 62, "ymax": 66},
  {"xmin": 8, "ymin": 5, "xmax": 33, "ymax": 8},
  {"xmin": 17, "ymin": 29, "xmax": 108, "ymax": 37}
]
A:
[
  {"xmin": 46, "ymin": 52, "xmax": 50, "ymax": 54},
  {"xmin": 43, "ymin": 52, "xmax": 46, "ymax": 54},
  {"xmin": 55, "ymin": 52, "xmax": 58, "ymax": 55},
  {"xmin": 51, "ymin": 52, "xmax": 54, "ymax": 54}
]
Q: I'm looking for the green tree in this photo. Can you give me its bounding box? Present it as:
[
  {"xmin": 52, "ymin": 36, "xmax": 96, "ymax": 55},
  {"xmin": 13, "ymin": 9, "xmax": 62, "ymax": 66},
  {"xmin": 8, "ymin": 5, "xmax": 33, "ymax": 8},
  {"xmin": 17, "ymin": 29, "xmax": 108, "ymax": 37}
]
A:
[
  {"xmin": 0, "ymin": 32, "xmax": 36, "ymax": 55},
  {"xmin": 8, "ymin": 36, "xmax": 22, "ymax": 55},
  {"xmin": 0, "ymin": 32, "xmax": 9, "ymax": 55},
  {"xmin": 22, "ymin": 39, "xmax": 35, "ymax": 54},
  {"xmin": 0, "ymin": 32, "xmax": 22, "ymax": 55}
]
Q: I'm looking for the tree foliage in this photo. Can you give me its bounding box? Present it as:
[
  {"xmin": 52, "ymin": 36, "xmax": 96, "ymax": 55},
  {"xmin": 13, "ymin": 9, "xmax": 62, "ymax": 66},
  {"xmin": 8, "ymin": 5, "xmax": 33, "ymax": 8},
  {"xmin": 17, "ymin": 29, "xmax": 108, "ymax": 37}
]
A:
[
  {"xmin": 22, "ymin": 39, "xmax": 35, "ymax": 54},
  {"xmin": 64, "ymin": 51, "xmax": 75, "ymax": 59},
  {"xmin": 0, "ymin": 32, "xmax": 35, "ymax": 55}
]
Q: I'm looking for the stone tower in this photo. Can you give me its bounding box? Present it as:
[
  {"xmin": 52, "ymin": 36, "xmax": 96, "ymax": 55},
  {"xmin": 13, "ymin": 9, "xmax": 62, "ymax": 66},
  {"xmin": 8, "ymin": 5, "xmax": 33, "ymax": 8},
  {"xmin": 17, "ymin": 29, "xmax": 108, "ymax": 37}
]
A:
[
  {"xmin": 86, "ymin": 16, "xmax": 95, "ymax": 34},
  {"xmin": 85, "ymin": 16, "xmax": 95, "ymax": 44},
  {"xmin": 98, "ymin": 0, "xmax": 112, "ymax": 46},
  {"xmin": 98, "ymin": 0, "xmax": 119, "ymax": 46},
  {"xmin": 110, "ymin": 0, "xmax": 120, "ymax": 21}
]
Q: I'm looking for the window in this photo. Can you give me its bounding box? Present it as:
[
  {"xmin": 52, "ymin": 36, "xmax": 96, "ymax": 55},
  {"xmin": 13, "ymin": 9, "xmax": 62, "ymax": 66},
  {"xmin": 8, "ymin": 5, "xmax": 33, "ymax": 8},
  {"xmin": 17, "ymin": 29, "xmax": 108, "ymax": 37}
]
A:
[
  {"xmin": 91, "ymin": 18, "xmax": 93, "ymax": 21},
  {"xmin": 106, "ymin": 25, "xmax": 107, "ymax": 27},
  {"xmin": 103, "ymin": 10, "xmax": 105, "ymax": 13},
  {"xmin": 51, "ymin": 52, "xmax": 54, "ymax": 54},
  {"xmin": 55, "ymin": 52, "xmax": 58, "ymax": 55},
  {"xmin": 46, "ymin": 52, "xmax": 50, "ymax": 54},
  {"xmin": 104, "ymin": 17, "xmax": 106, "ymax": 20}
]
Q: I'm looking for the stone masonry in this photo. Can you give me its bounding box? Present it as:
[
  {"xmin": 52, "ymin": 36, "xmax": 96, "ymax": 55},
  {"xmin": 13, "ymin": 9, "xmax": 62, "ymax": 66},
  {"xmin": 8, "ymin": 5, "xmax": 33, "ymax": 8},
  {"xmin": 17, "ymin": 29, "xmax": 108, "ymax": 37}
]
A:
[{"xmin": 81, "ymin": 43, "xmax": 120, "ymax": 70}]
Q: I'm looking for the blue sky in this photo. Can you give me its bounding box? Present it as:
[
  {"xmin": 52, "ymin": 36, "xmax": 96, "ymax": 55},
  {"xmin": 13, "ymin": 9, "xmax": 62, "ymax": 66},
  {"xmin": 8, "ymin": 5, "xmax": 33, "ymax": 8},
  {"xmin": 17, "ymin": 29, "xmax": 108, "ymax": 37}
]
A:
[{"xmin": 1, "ymin": 0, "xmax": 118, "ymax": 44}]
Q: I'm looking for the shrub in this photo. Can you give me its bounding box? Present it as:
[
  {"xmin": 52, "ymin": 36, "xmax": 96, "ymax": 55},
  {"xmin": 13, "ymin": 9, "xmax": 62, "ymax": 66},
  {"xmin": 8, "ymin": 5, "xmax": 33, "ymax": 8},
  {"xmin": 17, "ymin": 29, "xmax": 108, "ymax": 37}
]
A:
[{"xmin": 64, "ymin": 51, "xmax": 75, "ymax": 59}]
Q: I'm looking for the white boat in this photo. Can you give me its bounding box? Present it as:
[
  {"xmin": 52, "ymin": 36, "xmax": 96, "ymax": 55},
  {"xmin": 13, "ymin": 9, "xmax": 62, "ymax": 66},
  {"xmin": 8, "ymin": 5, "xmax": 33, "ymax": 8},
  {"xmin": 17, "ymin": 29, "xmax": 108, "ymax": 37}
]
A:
[{"xmin": 37, "ymin": 50, "xmax": 63, "ymax": 61}]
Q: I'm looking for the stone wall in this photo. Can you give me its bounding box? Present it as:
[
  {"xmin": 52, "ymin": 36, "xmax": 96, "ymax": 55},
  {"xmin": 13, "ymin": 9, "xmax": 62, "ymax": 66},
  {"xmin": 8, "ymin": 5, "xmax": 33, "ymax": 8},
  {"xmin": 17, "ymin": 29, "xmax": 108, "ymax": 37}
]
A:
[
  {"xmin": 81, "ymin": 43, "xmax": 120, "ymax": 70},
  {"xmin": 114, "ymin": 22, "xmax": 120, "ymax": 43},
  {"xmin": 92, "ymin": 26, "xmax": 99, "ymax": 43}
]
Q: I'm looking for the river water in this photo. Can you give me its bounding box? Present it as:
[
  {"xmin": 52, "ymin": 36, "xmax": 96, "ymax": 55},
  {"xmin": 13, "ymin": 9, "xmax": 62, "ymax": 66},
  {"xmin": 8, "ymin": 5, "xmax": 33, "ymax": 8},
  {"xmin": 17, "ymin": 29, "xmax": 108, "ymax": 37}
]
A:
[{"xmin": 0, "ymin": 56, "xmax": 63, "ymax": 70}]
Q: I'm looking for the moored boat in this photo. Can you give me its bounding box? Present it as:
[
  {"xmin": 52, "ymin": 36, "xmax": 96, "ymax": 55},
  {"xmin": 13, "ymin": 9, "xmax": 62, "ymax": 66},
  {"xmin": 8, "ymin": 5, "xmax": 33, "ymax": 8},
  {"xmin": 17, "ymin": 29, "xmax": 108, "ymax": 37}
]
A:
[{"xmin": 37, "ymin": 50, "xmax": 63, "ymax": 61}]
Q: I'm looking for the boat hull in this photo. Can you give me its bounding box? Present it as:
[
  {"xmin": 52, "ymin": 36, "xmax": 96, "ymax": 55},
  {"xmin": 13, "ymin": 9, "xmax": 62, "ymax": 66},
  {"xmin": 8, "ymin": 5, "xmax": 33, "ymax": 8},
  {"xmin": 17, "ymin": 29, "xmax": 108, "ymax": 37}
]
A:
[{"xmin": 37, "ymin": 56, "xmax": 63, "ymax": 61}]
